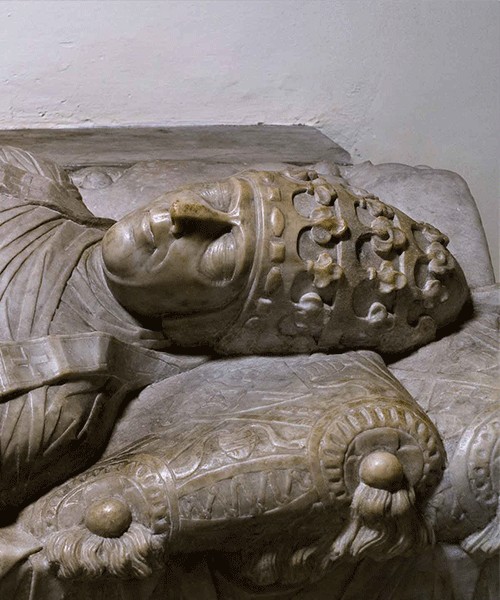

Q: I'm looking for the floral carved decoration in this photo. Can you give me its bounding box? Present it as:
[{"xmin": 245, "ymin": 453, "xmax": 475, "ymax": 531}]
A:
[
  {"xmin": 418, "ymin": 222, "xmax": 449, "ymax": 246},
  {"xmin": 366, "ymin": 302, "xmax": 395, "ymax": 328},
  {"xmin": 368, "ymin": 261, "xmax": 407, "ymax": 294},
  {"xmin": 422, "ymin": 278, "xmax": 450, "ymax": 309},
  {"xmin": 307, "ymin": 252, "xmax": 344, "ymax": 289},
  {"xmin": 294, "ymin": 292, "xmax": 325, "ymax": 331},
  {"xmin": 426, "ymin": 241, "xmax": 455, "ymax": 276},
  {"xmin": 370, "ymin": 216, "xmax": 407, "ymax": 257},
  {"xmin": 310, "ymin": 206, "xmax": 348, "ymax": 245},
  {"xmin": 358, "ymin": 196, "xmax": 395, "ymax": 219}
]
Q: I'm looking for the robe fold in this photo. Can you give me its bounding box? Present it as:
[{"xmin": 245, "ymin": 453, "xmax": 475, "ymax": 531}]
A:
[{"xmin": 0, "ymin": 148, "xmax": 203, "ymax": 509}]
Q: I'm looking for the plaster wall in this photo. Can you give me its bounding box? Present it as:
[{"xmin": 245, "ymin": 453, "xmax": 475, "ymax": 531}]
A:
[{"xmin": 0, "ymin": 0, "xmax": 498, "ymax": 277}]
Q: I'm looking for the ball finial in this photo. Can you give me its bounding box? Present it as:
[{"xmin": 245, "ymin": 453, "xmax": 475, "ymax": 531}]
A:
[
  {"xmin": 84, "ymin": 497, "xmax": 132, "ymax": 538},
  {"xmin": 359, "ymin": 451, "xmax": 405, "ymax": 492}
]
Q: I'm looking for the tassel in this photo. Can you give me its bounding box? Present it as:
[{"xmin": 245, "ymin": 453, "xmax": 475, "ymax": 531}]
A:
[
  {"xmin": 461, "ymin": 509, "xmax": 499, "ymax": 556},
  {"xmin": 328, "ymin": 451, "xmax": 434, "ymax": 564},
  {"xmin": 239, "ymin": 543, "xmax": 320, "ymax": 587}
]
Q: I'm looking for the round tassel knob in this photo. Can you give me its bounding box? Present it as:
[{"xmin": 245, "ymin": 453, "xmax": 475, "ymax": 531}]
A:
[
  {"xmin": 359, "ymin": 451, "xmax": 404, "ymax": 492},
  {"xmin": 84, "ymin": 497, "xmax": 132, "ymax": 538}
]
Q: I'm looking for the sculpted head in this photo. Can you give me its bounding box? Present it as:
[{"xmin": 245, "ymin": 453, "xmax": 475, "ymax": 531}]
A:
[
  {"xmin": 102, "ymin": 169, "xmax": 469, "ymax": 355},
  {"xmin": 102, "ymin": 177, "xmax": 256, "ymax": 318}
]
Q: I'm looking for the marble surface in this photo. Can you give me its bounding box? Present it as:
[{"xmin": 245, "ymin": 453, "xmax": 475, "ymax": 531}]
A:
[{"xmin": 0, "ymin": 129, "xmax": 496, "ymax": 600}]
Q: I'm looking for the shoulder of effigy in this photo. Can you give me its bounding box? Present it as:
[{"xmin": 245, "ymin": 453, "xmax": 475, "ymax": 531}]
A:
[
  {"xmin": 0, "ymin": 187, "xmax": 86, "ymax": 228},
  {"xmin": 0, "ymin": 146, "xmax": 76, "ymax": 188},
  {"xmin": 0, "ymin": 174, "xmax": 112, "ymax": 231},
  {"xmin": 0, "ymin": 153, "xmax": 93, "ymax": 214},
  {"xmin": 0, "ymin": 162, "xmax": 67, "ymax": 207}
]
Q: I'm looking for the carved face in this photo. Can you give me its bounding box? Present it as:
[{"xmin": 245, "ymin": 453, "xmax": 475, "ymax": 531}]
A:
[{"xmin": 102, "ymin": 178, "xmax": 255, "ymax": 316}]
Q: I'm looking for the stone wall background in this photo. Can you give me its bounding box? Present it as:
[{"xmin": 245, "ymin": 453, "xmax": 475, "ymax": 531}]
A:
[{"xmin": 0, "ymin": 0, "xmax": 498, "ymax": 278}]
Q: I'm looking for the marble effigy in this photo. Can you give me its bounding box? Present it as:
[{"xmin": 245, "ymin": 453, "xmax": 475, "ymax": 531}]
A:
[{"xmin": 0, "ymin": 136, "xmax": 496, "ymax": 600}]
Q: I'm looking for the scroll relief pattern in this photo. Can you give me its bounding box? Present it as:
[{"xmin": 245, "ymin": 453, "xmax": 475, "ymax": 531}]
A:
[{"xmin": 21, "ymin": 352, "xmax": 445, "ymax": 587}]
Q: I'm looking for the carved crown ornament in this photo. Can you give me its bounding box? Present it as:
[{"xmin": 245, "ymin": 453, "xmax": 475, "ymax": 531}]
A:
[{"xmin": 161, "ymin": 168, "xmax": 469, "ymax": 355}]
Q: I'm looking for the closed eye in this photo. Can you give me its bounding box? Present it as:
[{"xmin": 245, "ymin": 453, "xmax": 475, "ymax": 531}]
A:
[
  {"xmin": 199, "ymin": 232, "xmax": 236, "ymax": 284},
  {"xmin": 198, "ymin": 180, "xmax": 235, "ymax": 212}
]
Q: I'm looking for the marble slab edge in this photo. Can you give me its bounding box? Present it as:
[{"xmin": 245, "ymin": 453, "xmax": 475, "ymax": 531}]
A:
[{"xmin": 0, "ymin": 125, "xmax": 352, "ymax": 168}]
